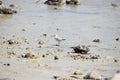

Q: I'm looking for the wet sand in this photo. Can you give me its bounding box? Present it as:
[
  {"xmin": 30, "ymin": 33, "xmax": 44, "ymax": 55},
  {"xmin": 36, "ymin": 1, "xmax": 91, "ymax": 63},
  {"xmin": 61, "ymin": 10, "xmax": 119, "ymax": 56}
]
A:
[{"xmin": 0, "ymin": 0, "xmax": 120, "ymax": 80}]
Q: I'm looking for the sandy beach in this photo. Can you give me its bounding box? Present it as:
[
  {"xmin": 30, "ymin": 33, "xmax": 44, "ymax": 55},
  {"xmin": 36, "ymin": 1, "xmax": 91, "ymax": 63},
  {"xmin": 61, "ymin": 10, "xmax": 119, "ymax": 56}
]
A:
[{"xmin": 0, "ymin": 0, "xmax": 120, "ymax": 80}]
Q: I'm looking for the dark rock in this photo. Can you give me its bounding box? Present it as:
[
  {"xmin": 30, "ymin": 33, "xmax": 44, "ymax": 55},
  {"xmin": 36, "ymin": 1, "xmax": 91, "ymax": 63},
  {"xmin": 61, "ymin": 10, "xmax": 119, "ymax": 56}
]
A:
[
  {"xmin": 53, "ymin": 76, "xmax": 58, "ymax": 79},
  {"xmin": 54, "ymin": 7, "xmax": 58, "ymax": 10},
  {"xmin": 66, "ymin": 0, "xmax": 78, "ymax": 5},
  {"xmin": 71, "ymin": 45, "xmax": 90, "ymax": 54},
  {"xmin": 43, "ymin": 34, "xmax": 47, "ymax": 37},
  {"xmin": 42, "ymin": 55, "xmax": 46, "ymax": 58},
  {"xmin": 21, "ymin": 29, "xmax": 25, "ymax": 31},
  {"xmin": 116, "ymin": 38, "xmax": 119, "ymax": 41},
  {"xmin": 93, "ymin": 39, "xmax": 100, "ymax": 43},
  {"xmin": 114, "ymin": 59, "xmax": 118, "ymax": 62},
  {"xmin": 3, "ymin": 63, "xmax": 10, "ymax": 66},
  {"xmin": 21, "ymin": 53, "xmax": 36, "ymax": 58},
  {"xmin": 7, "ymin": 40, "xmax": 16, "ymax": 45},
  {"xmin": 44, "ymin": 0, "xmax": 62, "ymax": 5},
  {"xmin": 0, "ymin": 8, "xmax": 17, "ymax": 14},
  {"xmin": 54, "ymin": 56, "xmax": 59, "ymax": 60},
  {"xmin": 9, "ymin": 4, "xmax": 15, "ymax": 7},
  {"xmin": 90, "ymin": 55, "xmax": 100, "ymax": 59}
]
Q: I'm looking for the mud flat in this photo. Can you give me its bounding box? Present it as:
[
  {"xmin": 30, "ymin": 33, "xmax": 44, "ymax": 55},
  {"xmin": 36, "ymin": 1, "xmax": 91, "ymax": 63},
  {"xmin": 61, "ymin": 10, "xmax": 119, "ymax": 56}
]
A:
[{"xmin": 0, "ymin": 0, "xmax": 120, "ymax": 80}]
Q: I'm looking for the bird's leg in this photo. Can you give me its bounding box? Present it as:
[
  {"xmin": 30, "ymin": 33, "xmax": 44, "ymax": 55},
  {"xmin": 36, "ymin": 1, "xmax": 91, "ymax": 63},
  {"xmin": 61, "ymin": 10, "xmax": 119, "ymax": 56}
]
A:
[{"xmin": 58, "ymin": 41, "xmax": 61, "ymax": 46}]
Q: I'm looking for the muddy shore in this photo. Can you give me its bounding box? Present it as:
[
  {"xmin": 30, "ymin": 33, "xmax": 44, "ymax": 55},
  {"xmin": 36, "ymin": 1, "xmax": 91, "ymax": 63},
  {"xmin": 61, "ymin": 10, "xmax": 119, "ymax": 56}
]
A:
[{"xmin": 0, "ymin": 0, "xmax": 120, "ymax": 80}]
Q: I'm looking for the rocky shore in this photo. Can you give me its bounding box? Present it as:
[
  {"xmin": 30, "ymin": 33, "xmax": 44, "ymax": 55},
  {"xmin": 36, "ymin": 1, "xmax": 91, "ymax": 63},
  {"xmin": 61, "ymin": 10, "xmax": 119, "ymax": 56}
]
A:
[{"xmin": 0, "ymin": 0, "xmax": 120, "ymax": 80}]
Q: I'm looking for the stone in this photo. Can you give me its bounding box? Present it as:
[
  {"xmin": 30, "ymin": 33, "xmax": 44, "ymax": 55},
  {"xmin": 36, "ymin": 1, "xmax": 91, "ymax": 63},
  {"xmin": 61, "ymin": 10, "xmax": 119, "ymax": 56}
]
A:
[
  {"xmin": 66, "ymin": 0, "xmax": 78, "ymax": 5},
  {"xmin": 116, "ymin": 38, "xmax": 119, "ymax": 41},
  {"xmin": 93, "ymin": 39, "xmax": 100, "ymax": 43},
  {"xmin": 54, "ymin": 56, "xmax": 59, "ymax": 60},
  {"xmin": 71, "ymin": 45, "xmax": 90, "ymax": 54},
  {"xmin": 21, "ymin": 53, "xmax": 37, "ymax": 59},
  {"xmin": 83, "ymin": 71, "xmax": 102, "ymax": 80},
  {"xmin": 44, "ymin": 0, "xmax": 63, "ymax": 5}
]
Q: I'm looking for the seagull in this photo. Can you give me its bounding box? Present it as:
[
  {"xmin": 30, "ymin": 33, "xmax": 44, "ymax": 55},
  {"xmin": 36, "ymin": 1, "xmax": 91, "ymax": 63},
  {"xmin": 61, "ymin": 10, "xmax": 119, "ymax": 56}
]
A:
[{"xmin": 54, "ymin": 34, "xmax": 65, "ymax": 46}]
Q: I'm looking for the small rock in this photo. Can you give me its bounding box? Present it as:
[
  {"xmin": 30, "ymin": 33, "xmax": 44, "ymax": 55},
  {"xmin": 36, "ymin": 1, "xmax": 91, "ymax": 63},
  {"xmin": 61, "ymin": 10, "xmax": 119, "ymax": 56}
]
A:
[
  {"xmin": 43, "ymin": 34, "xmax": 47, "ymax": 37},
  {"xmin": 73, "ymin": 71, "xmax": 83, "ymax": 75},
  {"xmin": 93, "ymin": 39, "xmax": 100, "ymax": 43},
  {"xmin": 44, "ymin": 0, "xmax": 63, "ymax": 5},
  {"xmin": 21, "ymin": 29, "xmax": 25, "ymax": 31},
  {"xmin": 114, "ymin": 59, "xmax": 118, "ymax": 62},
  {"xmin": 54, "ymin": 56, "xmax": 59, "ymax": 60},
  {"xmin": 66, "ymin": 0, "xmax": 78, "ymax": 5},
  {"xmin": 115, "ymin": 38, "xmax": 119, "ymax": 41},
  {"xmin": 9, "ymin": 4, "xmax": 15, "ymax": 7},
  {"xmin": 7, "ymin": 40, "xmax": 16, "ymax": 45},
  {"xmin": 42, "ymin": 55, "xmax": 46, "ymax": 58},
  {"xmin": 0, "ymin": 8, "xmax": 17, "ymax": 14},
  {"xmin": 21, "ymin": 53, "xmax": 36, "ymax": 59},
  {"xmin": 53, "ymin": 76, "xmax": 58, "ymax": 79},
  {"xmin": 7, "ymin": 51, "xmax": 16, "ymax": 55},
  {"xmin": 3, "ymin": 63, "xmax": 10, "ymax": 66},
  {"xmin": 54, "ymin": 7, "xmax": 58, "ymax": 10},
  {"xmin": 38, "ymin": 41, "xmax": 45, "ymax": 45},
  {"xmin": 83, "ymin": 71, "xmax": 102, "ymax": 80},
  {"xmin": 90, "ymin": 55, "xmax": 100, "ymax": 59},
  {"xmin": 71, "ymin": 45, "xmax": 90, "ymax": 54}
]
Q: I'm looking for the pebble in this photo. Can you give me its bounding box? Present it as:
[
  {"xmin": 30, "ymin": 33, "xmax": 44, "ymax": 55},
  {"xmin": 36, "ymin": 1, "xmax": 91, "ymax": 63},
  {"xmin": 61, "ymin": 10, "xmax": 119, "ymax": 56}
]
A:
[
  {"xmin": 3, "ymin": 63, "xmax": 10, "ymax": 66},
  {"xmin": 93, "ymin": 39, "xmax": 100, "ymax": 43},
  {"xmin": 71, "ymin": 45, "xmax": 90, "ymax": 54},
  {"xmin": 115, "ymin": 38, "xmax": 119, "ymax": 41},
  {"xmin": 54, "ymin": 56, "xmax": 59, "ymax": 60}
]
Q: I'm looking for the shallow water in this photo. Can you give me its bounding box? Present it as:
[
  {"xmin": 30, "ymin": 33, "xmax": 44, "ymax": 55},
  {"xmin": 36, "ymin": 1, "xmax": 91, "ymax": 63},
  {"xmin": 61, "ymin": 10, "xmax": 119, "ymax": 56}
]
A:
[{"xmin": 0, "ymin": 0, "xmax": 120, "ymax": 80}]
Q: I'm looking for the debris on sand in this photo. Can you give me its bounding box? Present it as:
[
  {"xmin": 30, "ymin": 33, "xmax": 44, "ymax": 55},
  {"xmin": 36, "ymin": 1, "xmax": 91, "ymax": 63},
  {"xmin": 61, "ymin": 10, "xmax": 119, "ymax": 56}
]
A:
[
  {"xmin": 44, "ymin": 0, "xmax": 63, "ymax": 5},
  {"xmin": 54, "ymin": 55, "xmax": 59, "ymax": 60},
  {"xmin": 43, "ymin": 34, "xmax": 47, "ymax": 37},
  {"xmin": 93, "ymin": 39, "xmax": 100, "ymax": 43},
  {"xmin": 0, "ymin": 1, "xmax": 17, "ymax": 14},
  {"xmin": 53, "ymin": 76, "xmax": 59, "ymax": 79},
  {"xmin": 7, "ymin": 40, "xmax": 18, "ymax": 45},
  {"xmin": 69, "ymin": 54, "xmax": 100, "ymax": 60},
  {"xmin": 66, "ymin": 0, "xmax": 78, "ymax": 5},
  {"xmin": 83, "ymin": 71, "xmax": 102, "ymax": 80},
  {"xmin": 115, "ymin": 38, "xmax": 119, "ymax": 41},
  {"xmin": 71, "ymin": 45, "xmax": 90, "ymax": 54},
  {"xmin": 7, "ymin": 51, "xmax": 16, "ymax": 55},
  {"xmin": 21, "ymin": 53, "xmax": 36, "ymax": 59},
  {"xmin": 3, "ymin": 63, "xmax": 10, "ymax": 66}
]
